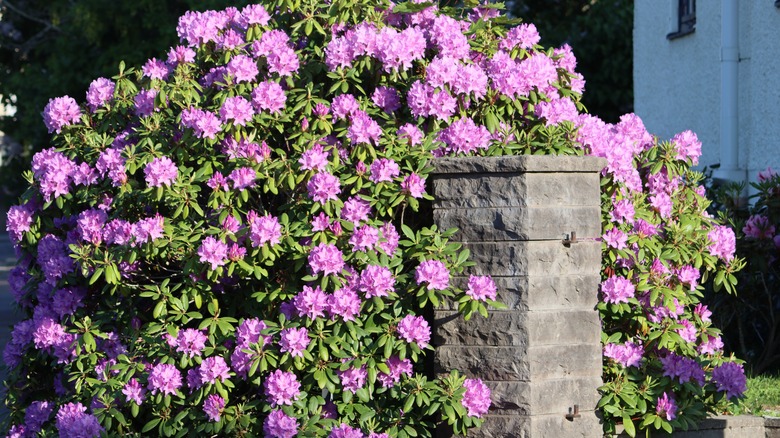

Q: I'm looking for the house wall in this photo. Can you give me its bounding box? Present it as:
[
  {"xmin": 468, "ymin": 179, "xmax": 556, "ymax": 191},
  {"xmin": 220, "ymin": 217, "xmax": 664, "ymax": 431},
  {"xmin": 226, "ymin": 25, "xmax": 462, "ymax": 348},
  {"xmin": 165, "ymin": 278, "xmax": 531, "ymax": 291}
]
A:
[{"xmin": 634, "ymin": 1, "xmax": 780, "ymax": 183}]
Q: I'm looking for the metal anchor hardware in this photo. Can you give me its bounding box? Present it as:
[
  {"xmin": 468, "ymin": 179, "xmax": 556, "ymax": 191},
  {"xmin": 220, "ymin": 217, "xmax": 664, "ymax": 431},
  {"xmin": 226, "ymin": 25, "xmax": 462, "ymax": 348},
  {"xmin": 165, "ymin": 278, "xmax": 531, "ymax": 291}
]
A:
[
  {"xmin": 565, "ymin": 404, "xmax": 581, "ymax": 421},
  {"xmin": 562, "ymin": 231, "xmax": 578, "ymax": 246}
]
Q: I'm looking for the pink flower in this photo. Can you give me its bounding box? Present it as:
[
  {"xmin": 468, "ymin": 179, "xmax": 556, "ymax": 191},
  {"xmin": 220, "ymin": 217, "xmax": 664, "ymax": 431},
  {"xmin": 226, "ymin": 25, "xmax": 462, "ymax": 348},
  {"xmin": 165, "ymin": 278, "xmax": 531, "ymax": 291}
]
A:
[
  {"xmin": 369, "ymin": 158, "xmax": 400, "ymax": 183},
  {"xmin": 252, "ymin": 81, "xmax": 287, "ymax": 113},
  {"xmin": 341, "ymin": 196, "xmax": 371, "ymax": 224},
  {"xmin": 279, "ymin": 327, "xmax": 310, "ymax": 357},
  {"xmin": 328, "ymin": 288, "xmax": 362, "ymax": 321},
  {"xmin": 349, "ymin": 225, "xmax": 379, "ymax": 252},
  {"xmin": 466, "ymin": 275, "xmax": 497, "ymax": 301},
  {"xmin": 229, "ymin": 167, "xmax": 257, "ymax": 190},
  {"xmin": 743, "ymin": 215, "xmax": 775, "ymax": 239},
  {"xmin": 378, "ymin": 356, "xmax": 412, "ymax": 388},
  {"xmin": 401, "ymin": 173, "xmax": 426, "ymax": 198},
  {"xmin": 122, "ymin": 378, "xmax": 145, "ymax": 405},
  {"xmin": 264, "ymin": 410, "xmax": 299, "ymax": 438},
  {"xmin": 359, "ymin": 265, "xmax": 395, "ymax": 298},
  {"xmin": 698, "ymin": 335, "xmax": 724, "ymax": 355},
  {"xmin": 308, "ymin": 243, "xmax": 345, "ymax": 276},
  {"xmin": 672, "ymin": 130, "xmax": 702, "ymax": 165},
  {"xmin": 330, "ymin": 423, "xmax": 364, "ymax": 438},
  {"xmin": 293, "ymin": 285, "xmax": 329, "ymax": 319},
  {"xmin": 265, "ymin": 369, "xmax": 301, "ymax": 406},
  {"xmin": 307, "ymin": 172, "xmax": 341, "ymax": 204},
  {"xmin": 220, "ymin": 96, "xmax": 254, "ymax": 126},
  {"xmin": 299, "ymin": 144, "xmax": 329, "ymax": 171},
  {"xmin": 227, "ymin": 54, "xmax": 259, "ymax": 83},
  {"xmin": 603, "ymin": 340, "xmax": 644, "ymax": 368},
  {"xmin": 175, "ymin": 328, "xmax": 208, "ymax": 357},
  {"xmin": 707, "ymin": 225, "xmax": 736, "ymax": 262},
  {"xmin": 199, "ymin": 356, "xmax": 231, "ymax": 384},
  {"xmin": 600, "ymin": 276, "xmax": 635, "ymax": 304},
  {"xmin": 415, "ymin": 260, "xmax": 450, "ymax": 291},
  {"xmin": 6, "ymin": 204, "xmax": 33, "ymax": 242},
  {"xmin": 198, "ymin": 237, "xmax": 228, "ymax": 270},
  {"xmin": 86, "ymin": 78, "xmax": 115, "ymax": 111},
  {"xmin": 147, "ymin": 363, "xmax": 182, "ymax": 396},
  {"xmin": 43, "ymin": 96, "xmax": 82, "ymax": 133},
  {"xmin": 249, "ymin": 214, "xmax": 282, "ymax": 247},
  {"xmin": 461, "ymin": 378, "xmax": 491, "ymax": 418},
  {"xmin": 603, "ymin": 227, "xmax": 628, "ymax": 250},
  {"xmin": 144, "ymin": 156, "xmax": 179, "ymax": 187},
  {"xmin": 339, "ymin": 364, "xmax": 367, "ymax": 393},
  {"xmin": 397, "ymin": 314, "xmax": 430, "ymax": 348}
]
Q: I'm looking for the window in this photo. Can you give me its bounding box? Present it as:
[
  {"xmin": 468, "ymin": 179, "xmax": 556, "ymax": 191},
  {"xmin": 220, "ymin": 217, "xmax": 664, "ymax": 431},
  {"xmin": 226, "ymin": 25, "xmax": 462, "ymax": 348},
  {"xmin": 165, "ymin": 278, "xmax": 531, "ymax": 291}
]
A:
[{"xmin": 667, "ymin": 0, "xmax": 696, "ymax": 40}]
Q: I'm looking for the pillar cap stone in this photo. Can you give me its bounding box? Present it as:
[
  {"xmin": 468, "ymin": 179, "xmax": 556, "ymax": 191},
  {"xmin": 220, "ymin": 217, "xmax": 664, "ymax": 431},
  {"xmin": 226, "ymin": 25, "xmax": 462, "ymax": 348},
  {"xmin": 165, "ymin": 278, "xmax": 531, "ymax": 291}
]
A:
[{"xmin": 431, "ymin": 155, "xmax": 607, "ymax": 175}]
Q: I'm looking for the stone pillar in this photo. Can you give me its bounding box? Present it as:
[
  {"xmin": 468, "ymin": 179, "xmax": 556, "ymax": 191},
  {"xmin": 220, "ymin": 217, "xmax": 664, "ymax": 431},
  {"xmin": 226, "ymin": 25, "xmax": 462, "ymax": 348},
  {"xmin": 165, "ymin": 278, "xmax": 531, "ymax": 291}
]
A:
[{"xmin": 431, "ymin": 155, "xmax": 606, "ymax": 438}]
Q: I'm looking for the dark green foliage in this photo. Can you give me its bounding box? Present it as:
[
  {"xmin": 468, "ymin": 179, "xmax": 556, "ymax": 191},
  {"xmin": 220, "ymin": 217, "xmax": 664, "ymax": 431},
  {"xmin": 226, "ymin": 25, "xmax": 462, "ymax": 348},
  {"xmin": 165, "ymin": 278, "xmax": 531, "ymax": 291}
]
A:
[{"xmin": 510, "ymin": 0, "xmax": 633, "ymax": 123}]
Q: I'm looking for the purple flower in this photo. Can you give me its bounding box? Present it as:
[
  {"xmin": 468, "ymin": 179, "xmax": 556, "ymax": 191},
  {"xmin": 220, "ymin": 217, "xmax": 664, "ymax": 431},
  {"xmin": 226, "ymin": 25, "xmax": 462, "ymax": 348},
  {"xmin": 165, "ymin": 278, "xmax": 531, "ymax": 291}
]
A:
[
  {"xmin": 660, "ymin": 353, "xmax": 705, "ymax": 385},
  {"xmin": 339, "ymin": 364, "xmax": 367, "ymax": 393},
  {"xmin": 677, "ymin": 265, "xmax": 701, "ymax": 290},
  {"xmin": 603, "ymin": 341, "xmax": 644, "ymax": 368},
  {"xmin": 198, "ymin": 237, "xmax": 228, "ymax": 270},
  {"xmin": 308, "ymin": 243, "xmax": 345, "ymax": 276},
  {"xmin": 180, "ymin": 107, "xmax": 222, "ymax": 139},
  {"xmin": 330, "ymin": 423, "xmax": 365, "ymax": 438},
  {"xmin": 672, "ymin": 130, "xmax": 702, "ymax": 164},
  {"xmin": 265, "ymin": 369, "xmax": 301, "ymax": 406},
  {"xmin": 122, "ymin": 378, "xmax": 145, "ymax": 405},
  {"xmin": 55, "ymin": 402, "xmax": 103, "ymax": 438},
  {"xmin": 176, "ymin": 328, "xmax": 208, "ymax": 357},
  {"xmin": 401, "ymin": 173, "xmax": 426, "ymax": 198},
  {"xmin": 437, "ymin": 117, "xmax": 492, "ymax": 155},
  {"xmin": 299, "ymin": 144, "xmax": 329, "ymax": 171},
  {"xmin": 397, "ymin": 314, "xmax": 430, "ymax": 348},
  {"xmin": 86, "ymin": 78, "xmax": 116, "ymax": 111},
  {"xmin": 242, "ymin": 4, "xmax": 271, "ymax": 25},
  {"xmin": 656, "ymin": 392, "xmax": 677, "ymax": 421},
  {"xmin": 7, "ymin": 204, "xmax": 33, "ymax": 242},
  {"xmin": 24, "ymin": 400, "xmax": 53, "ymax": 433},
  {"xmin": 378, "ymin": 356, "xmax": 412, "ymax": 388},
  {"xmin": 397, "ymin": 123, "xmax": 424, "ymax": 146},
  {"xmin": 220, "ymin": 96, "xmax": 254, "ymax": 126},
  {"xmin": 358, "ymin": 265, "xmax": 395, "ymax": 298},
  {"xmin": 236, "ymin": 318, "xmax": 268, "ymax": 348},
  {"xmin": 142, "ymin": 58, "xmax": 170, "ymax": 80},
  {"xmin": 199, "ymin": 356, "xmax": 231, "ymax": 385},
  {"xmin": 379, "ymin": 222, "xmax": 399, "ymax": 255},
  {"xmin": 147, "ymin": 363, "xmax": 182, "ymax": 396},
  {"xmin": 229, "ymin": 167, "xmax": 257, "ymax": 190},
  {"xmin": 144, "ymin": 156, "xmax": 179, "ymax": 187},
  {"xmin": 369, "ymin": 158, "xmax": 400, "ymax": 183},
  {"xmin": 37, "ymin": 234, "xmax": 75, "ymax": 284},
  {"xmin": 707, "ymin": 225, "xmax": 736, "ymax": 262},
  {"xmin": 466, "ymin": 275, "xmax": 497, "ymax": 302},
  {"xmin": 371, "ymin": 86, "xmax": 401, "ymax": 113},
  {"xmin": 711, "ymin": 362, "xmax": 747, "ymax": 399},
  {"xmin": 264, "ymin": 410, "xmax": 299, "ymax": 438},
  {"xmin": 341, "ymin": 196, "xmax": 371, "ymax": 224},
  {"xmin": 328, "ymin": 288, "xmax": 362, "ymax": 321},
  {"xmin": 698, "ymin": 335, "xmax": 724, "ymax": 355},
  {"xmin": 603, "ymin": 227, "xmax": 628, "ymax": 250},
  {"xmin": 348, "ymin": 110, "xmax": 382, "ymax": 145},
  {"xmin": 43, "ymin": 96, "xmax": 82, "ymax": 133},
  {"xmin": 415, "ymin": 260, "xmax": 450, "ymax": 291},
  {"xmin": 203, "ymin": 394, "xmax": 226, "ymax": 422},
  {"xmin": 500, "ymin": 23, "xmax": 540, "ymax": 50},
  {"xmin": 167, "ymin": 45, "xmax": 196, "ymax": 66},
  {"xmin": 331, "ymin": 94, "xmax": 360, "ymax": 120},
  {"xmin": 279, "ymin": 327, "xmax": 310, "ymax": 357},
  {"xmin": 252, "ymin": 81, "xmax": 287, "ymax": 113},
  {"xmin": 227, "ymin": 54, "xmax": 259, "ymax": 83},
  {"xmin": 249, "ymin": 214, "xmax": 282, "ymax": 247},
  {"xmin": 134, "ymin": 88, "xmax": 159, "ymax": 117},
  {"xmin": 600, "ymin": 276, "xmax": 635, "ymax": 304},
  {"xmin": 461, "ymin": 378, "xmax": 491, "ymax": 418},
  {"xmin": 307, "ymin": 172, "xmax": 341, "ymax": 204},
  {"xmin": 293, "ymin": 285, "xmax": 329, "ymax": 319},
  {"xmin": 349, "ymin": 225, "xmax": 379, "ymax": 252}
]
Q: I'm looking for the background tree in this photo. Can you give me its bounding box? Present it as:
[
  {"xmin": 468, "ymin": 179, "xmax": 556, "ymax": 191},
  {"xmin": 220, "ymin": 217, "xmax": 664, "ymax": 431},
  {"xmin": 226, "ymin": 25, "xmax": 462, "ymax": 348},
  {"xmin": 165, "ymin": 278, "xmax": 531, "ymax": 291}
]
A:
[
  {"xmin": 0, "ymin": 0, "xmax": 249, "ymax": 205},
  {"xmin": 510, "ymin": 0, "xmax": 633, "ymax": 123}
]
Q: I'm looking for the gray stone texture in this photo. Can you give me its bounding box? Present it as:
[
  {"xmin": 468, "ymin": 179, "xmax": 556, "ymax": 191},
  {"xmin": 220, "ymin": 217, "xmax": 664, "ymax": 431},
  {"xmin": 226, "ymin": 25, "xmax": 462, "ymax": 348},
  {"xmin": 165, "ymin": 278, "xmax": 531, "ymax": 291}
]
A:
[
  {"xmin": 612, "ymin": 415, "xmax": 769, "ymax": 437},
  {"xmin": 433, "ymin": 205, "xmax": 601, "ymax": 242},
  {"xmin": 459, "ymin": 240, "xmax": 601, "ymax": 277},
  {"xmin": 430, "ymin": 156, "xmax": 605, "ymax": 437}
]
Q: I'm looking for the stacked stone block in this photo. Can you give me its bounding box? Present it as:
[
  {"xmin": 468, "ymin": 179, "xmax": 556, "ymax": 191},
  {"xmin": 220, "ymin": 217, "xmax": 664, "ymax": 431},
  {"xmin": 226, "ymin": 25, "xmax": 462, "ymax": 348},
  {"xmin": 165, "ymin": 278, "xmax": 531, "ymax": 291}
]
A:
[{"xmin": 430, "ymin": 155, "xmax": 606, "ymax": 437}]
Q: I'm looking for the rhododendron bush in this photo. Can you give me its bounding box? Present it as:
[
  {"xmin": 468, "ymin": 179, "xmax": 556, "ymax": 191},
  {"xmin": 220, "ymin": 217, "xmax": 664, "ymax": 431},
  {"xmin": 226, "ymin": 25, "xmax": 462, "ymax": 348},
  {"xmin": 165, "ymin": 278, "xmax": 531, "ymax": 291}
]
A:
[{"xmin": 1, "ymin": 0, "xmax": 745, "ymax": 437}]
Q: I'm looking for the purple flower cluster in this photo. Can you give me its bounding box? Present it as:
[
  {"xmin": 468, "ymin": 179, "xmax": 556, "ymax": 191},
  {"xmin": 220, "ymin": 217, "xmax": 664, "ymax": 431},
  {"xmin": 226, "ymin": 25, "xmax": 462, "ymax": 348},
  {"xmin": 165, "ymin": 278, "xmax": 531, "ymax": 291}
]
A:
[
  {"xmin": 461, "ymin": 378, "xmax": 491, "ymax": 418},
  {"xmin": 265, "ymin": 370, "xmax": 301, "ymax": 406},
  {"xmin": 397, "ymin": 314, "xmax": 430, "ymax": 348},
  {"xmin": 603, "ymin": 341, "xmax": 644, "ymax": 368},
  {"xmin": 711, "ymin": 362, "xmax": 747, "ymax": 399},
  {"xmin": 55, "ymin": 402, "xmax": 103, "ymax": 438},
  {"xmin": 264, "ymin": 410, "xmax": 299, "ymax": 438},
  {"xmin": 43, "ymin": 96, "xmax": 82, "ymax": 133}
]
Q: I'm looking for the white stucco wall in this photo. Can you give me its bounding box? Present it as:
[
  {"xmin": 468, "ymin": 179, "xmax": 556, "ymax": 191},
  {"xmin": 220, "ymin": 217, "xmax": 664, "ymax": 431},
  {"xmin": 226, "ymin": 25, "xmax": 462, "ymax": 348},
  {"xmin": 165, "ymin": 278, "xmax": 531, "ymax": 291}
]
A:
[{"xmin": 634, "ymin": 1, "xmax": 780, "ymax": 183}]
